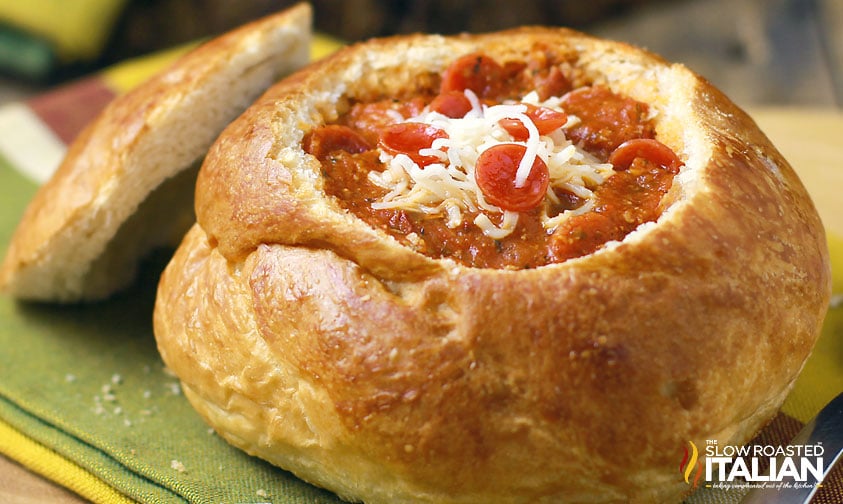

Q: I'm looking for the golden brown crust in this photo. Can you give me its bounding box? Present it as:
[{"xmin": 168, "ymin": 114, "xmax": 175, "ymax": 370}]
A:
[
  {"xmin": 155, "ymin": 27, "xmax": 831, "ymax": 503},
  {"xmin": 0, "ymin": 3, "xmax": 312, "ymax": 301}
]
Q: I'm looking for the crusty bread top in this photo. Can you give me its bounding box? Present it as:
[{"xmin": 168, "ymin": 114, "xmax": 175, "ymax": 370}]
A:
[
  {"xmin": 0, "ymin": 3, "xmax": 312, "ymax": 302},
  {"xmin": 195, "ymin": 27, "xmax": 715, "ymax": 278}
]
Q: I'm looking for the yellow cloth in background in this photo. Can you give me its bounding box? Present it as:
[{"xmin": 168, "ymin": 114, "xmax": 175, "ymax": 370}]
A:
[
  {"xmin": 100, "ymin": 33, "xmax": 342, "ymax": 94},
  {"xmin": 782, "ymin": 233, "xmax": 843, "ymax": 423}
]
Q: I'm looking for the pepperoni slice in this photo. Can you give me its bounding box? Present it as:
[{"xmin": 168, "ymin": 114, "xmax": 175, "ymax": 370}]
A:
[
  {"xmin": 475, "ymin": 144, "xmax": 549, "ymax": 212},
  {"xmin": 441, "ymin": 53, "xmax": 505, "ymax": 98},
  {"xmin": 498, "ymin": 118, "xmax": 531, "ymax": 142},
  {"xmin": 534, "ymin": 65, "xmax": 572, "ymax": 101},
  {"xmin": 561, "ymin": 85, "xmax": 655, "ymax": 160},
  {"xmin": 608, "ymin": 138, "xmax": 683, "ymax": 174},
  {"xmin": 303, "ymin": 124, "xmax": 372, "ymax": 159},
  {"xmin": 379, "ymin": 122, "xmax": 449, "ymax": 167},
  {"xmin": 430, "ymin": 91, "xmax": 473, "ymax": 118},
  {"xmin": 343, "ymin": 98, "xmax": 426, "ymax": 144},
  {"xmin": 498, "ymin": 105, "xmax": 568, "ymax": 141}
]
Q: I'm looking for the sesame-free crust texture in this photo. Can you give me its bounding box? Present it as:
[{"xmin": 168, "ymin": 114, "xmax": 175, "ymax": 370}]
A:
[
  {"xmin": 153, "ymin": 28, "xmax": 831, "ymax": 503},
  {"xmin": 0, "ymin": 3, "xmax": 312, "ymax": 302}
]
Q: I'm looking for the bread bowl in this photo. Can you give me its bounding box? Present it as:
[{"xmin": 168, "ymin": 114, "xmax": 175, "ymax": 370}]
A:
[
  {"xmin": 152, "ymin": 26, "xmax": 832, "ymax": 503},
  {"xmin": 0, "ymin": 3, "xmax": 312, "ymax": 301}
]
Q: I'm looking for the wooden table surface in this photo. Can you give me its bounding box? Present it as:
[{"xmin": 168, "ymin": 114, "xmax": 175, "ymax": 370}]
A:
[{"xmin": 0, "ymin": 453, "xmax": 87, "ymax": 504}]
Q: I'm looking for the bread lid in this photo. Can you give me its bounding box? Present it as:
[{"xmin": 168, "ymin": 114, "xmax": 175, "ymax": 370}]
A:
[{"xmin": 0, "ymin": 3, "xmax": 312, "ymax": 301}]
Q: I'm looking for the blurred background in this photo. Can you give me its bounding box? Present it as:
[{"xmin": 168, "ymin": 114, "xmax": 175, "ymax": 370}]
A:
[{"xmin": 0, "ymin": 0, "xmax": 840, "ymax": 110}]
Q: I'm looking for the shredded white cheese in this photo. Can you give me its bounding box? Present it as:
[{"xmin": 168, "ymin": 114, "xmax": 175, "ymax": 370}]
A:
[{"xmin": 368, "ymin": 89, "xmax": 613, "ymax": 239}]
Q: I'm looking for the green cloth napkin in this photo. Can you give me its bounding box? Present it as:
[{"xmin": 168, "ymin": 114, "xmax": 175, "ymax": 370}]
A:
[{"xmin": 0, "ymin": 155, "xmax": 343, "ymax": 503}]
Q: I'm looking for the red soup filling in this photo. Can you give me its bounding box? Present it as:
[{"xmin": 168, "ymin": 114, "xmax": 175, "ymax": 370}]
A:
[{"xmin": 304, "ymin": 51, "xmax": 682, "ymax": 269}]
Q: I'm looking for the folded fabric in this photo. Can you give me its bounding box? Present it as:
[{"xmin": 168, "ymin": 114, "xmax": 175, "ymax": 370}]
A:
[{"xmin": 0, "ymin": 34, "xmax": 841, "ymax": 503}]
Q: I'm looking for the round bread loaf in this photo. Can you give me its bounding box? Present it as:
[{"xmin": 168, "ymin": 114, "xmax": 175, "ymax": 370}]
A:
[{"xmin": 153, "ymin": 27, "xmax": 831, "ymax": 503}]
